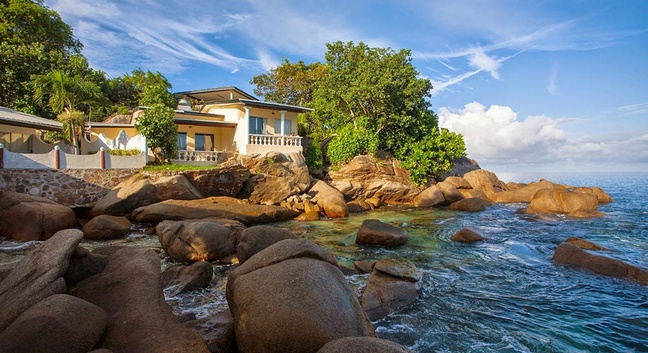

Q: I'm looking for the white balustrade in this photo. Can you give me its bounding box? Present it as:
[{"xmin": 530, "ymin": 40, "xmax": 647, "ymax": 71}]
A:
[
  {"xmin": 175, "ymin": 150, "xmax": 220, "ymax": 162},
  {"xmin": 248, "ymin": 134, "xmax": 302, "ymax": 147}
]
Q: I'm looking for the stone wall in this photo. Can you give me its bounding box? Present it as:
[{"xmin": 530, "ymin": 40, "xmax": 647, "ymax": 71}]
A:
[{"xmin": 0, "ymin": 169, "xmax": 140, "ymax": 207}]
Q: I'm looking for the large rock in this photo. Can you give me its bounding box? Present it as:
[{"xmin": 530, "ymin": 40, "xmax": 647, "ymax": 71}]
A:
[
  {"xmin": 356, "ymin": 219, "xmax": 409, "ymax": 247},
  {"xmin": 90, "ymin": 174, "xmax": 203, "ymax": 217},
  {"xmin": 182, "ymin": 165, "xmax": 251, "ymax": 197},
  {"xmin": 226, "ymin": 239, "xmax": 375, "ymax": 353},
  {"xmin": 82, "ymin": 215, "xmax": 131, "ymax": 240},
  {"xmin": 451, "ymin": 228, "xmax": 485, "ymax": 243},
  {"xmin": 0, "ymin": 190, "xmax": 76, "ymax": 241},
  {"xmin": 236, "ymin": 225, "xmax": 296, "ymax": 264},
  {"xmin": 0, "ymin": 229, "xmax": 82, "ymax": 332},
  {"xmin": 64, "ymin": 251, "xmax": 111, "ymax": 288},
  {"xmin": 489, "ymin": 180, "xmax": 561, "ymax": 203},
  {"xmin": 439, "ymin": 156, "xmax": 481, "ymax": 179},
  {"xmin": 448, "ymin": 197, "xmax": 492, "ymax": 212},
  {"xmin": 132, "ymin": 196, "xmax": 299, "ymax": 224},
  {"xmin": 523, "ymin": 189, "xmax": 603, "ymax": 217},
  {"xmin": 435, "ymin": 181, "xmax": 465, "ymax": 205},
  {"xmin": 69, "ymin": 247, "xmax": 210, "ymax": 353},
  {"xmin": 162, "ymin": 262, "xmax": 214, "ymax": 295},
  {"xmin": 183, "ymin": 310, "xmax": 236, "ymax": 353},
  {"xmin": 412, "ymin": 185, "xmax": 445, "ymax": 207},
  {"xmin": 156, "ymin": 220, "xmax": 236, "ymax": 263},
  {"xmin": 463, "ymin": 169, "xmax": 507, "ymax": 198},
  {"xmin": 571, "ymin": 186, "xmax": 614, "ymax": 203},
  {"xmin": 552, "ymin": 242, "xmax": 648, "ymax": 285},
  {"xmin": 442, "ymin": 176, "xmax": 473, "ymax": 189},
  {"xmin": 239, "ymin": 152, "xmax": 311, "ymax": 205},
  {"xmin": 361, "ymin": 259, "xmax": 422, "ymax": 321},
  {"xmin": 308, "ymin": 179, "xmax": 348, "ymax": 218},
  {"xmin": 328, "ymin": 155, "xmax": 421, "ymax": 204},
  {"xmin": 565, "ymin": 236, "xmax": 609, "ymax": 251},
  {"xmin": 318, "ymin": 337, "xmax": 415, "ymax": 353},
  {"xmin": 0, "ymin": 294, "xmax": 107, "ymax": 353}
]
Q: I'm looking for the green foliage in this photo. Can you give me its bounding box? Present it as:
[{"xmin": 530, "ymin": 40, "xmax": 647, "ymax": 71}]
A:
[
  {"xmin": 251, "ymin": 59, "xmax": 327, "ymax": 107},
  {"xmin": 397, "ymin": 128, "xmax": 467, "ymax": 186},
  {"xmin": 135, "ymin": 104, "xmax": 178, "ymax": 164},
  {"xmin": 304, "ymin": 137, "xmax": 324, "ymax": 170},
  {"xmin": 56, "ymin": 109, "xmax": 85, "ymax": 147},
  {"xmin": 326, "ymin": 122, "xmax": 379, "ymax": 167},
  {"xmin": 107, "ymin": 148, "xmax": 141, "ymax": 156}
]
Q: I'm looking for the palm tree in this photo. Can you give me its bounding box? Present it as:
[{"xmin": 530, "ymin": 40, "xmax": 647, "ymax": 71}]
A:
[{"xmin": 32, "ymin": 70, "xmax": 104, "ymax": 153}]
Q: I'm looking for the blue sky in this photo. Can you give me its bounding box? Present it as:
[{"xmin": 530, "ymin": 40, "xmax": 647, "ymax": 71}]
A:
[{"xmin": 46, "ymin": 0, "xmax": 648, "ymax": 173}]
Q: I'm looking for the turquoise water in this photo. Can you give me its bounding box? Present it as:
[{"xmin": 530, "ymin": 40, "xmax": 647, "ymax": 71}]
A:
[{"xmin": 1, "ymin": 172, "xmax": 646, "ymax": 352}]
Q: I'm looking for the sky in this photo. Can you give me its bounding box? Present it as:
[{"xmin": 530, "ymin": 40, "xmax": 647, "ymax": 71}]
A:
[{"xmin": 45, "ymin": 0, "xmax": 648, "ymax": 174}]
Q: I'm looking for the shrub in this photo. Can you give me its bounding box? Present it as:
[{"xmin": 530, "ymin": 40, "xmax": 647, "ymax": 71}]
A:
[
  {"xmin": 326, "ymin": 123, "xmax": 379, "ymax": 167},
  {"xmin": 107, "ymin": 148, "xmax": 141, "ymax": 156}
]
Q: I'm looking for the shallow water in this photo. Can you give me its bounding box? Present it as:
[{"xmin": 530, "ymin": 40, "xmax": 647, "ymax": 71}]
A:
[{"xmin": 1, "ymin": 172, "xmax": 646, "ymax": 352}]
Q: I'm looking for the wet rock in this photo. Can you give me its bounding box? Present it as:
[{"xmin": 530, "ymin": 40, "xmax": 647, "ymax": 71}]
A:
[
  {"xmin": 0, "ymin": 294, "xmax": 107, "ymax": 353},
  {"xmin": 64, "ymin": 251, "xmax": 111, "ymax": 288},
  {"xmin": 82, "ymin": 215, "xmax": 131, "ymax": 240},
  {"xmin": 184, "ymin": 310, "xmax": 237, "ymax": 353},
  {"xmin": 69, "ymin": 247, "xmax": 210, "ymax": 353},
  {"xmin": 0, "ymin": 229, "xmax": 82, "ymax": 332},
  {"xmin": 552, "ymin": 242, "xmax": 647, "ymax": 285},
  {"xmin": 318, "ymin": 337, "xmax": 416, "ymax": 353},
  {"xmin": 442, "ymin": 176, "xmax": 473, "ymax": 189},
  {"xmin": 156, "ymin": 220, "xmax": 236, "ymax": 263},
  {"xmin": 132, "ymin": 196, "xmax": 299, "ymax": 224},
  {"xmin": 226, "ymin": 239, "xmax": 375, "ymax": 353},
  {"xmin": 236, "ymin": 225, "xmax": 296, "ymax": 264},
  {"xmin": 162, "ymin": 262, "xmax": 214, "ymax": 295},
  {"xmin": 356, "ymin": 219, "xmax": 408, "ymax": 247},
  {"xmin": 309, "ymin": 179, "xmax": 348, "ymax": 218},
  {"xmin": 361, "ymin": 259, "xmax": 422, "ymax": 321},
  {"xmin": 354, "ymin": 260, "xmax": 376, "ymax": 274},
  {"xmin": 0, "ymin": 190, "xmax": 76, "ymax": 241},
  {"xmin": 523, "ymin": 189, "xmax": 604, "ymax": 218},
  {"xmin": 91, "ymin": 174, "xmax": 203, "ymax": 217},
  {"xmin": 451, "ymin": 228, "xmax": 485, "ymax": 243},
  {"xmin": 571, "ymin": 186, "xmax": 614, "ymax": 203},
  {"xmin": 565, "ymin": 236, "xmax": 609, "ymax": 251},
  {"xmin": 448, "ymin": 197, "xmax": 492, "ymax": 212},
  {"xmin": 489, "ymin": 180, "xmax": 561, "ymax": 203},
  {"xmin": 295, "ymin": 211, "xmax": 321, "ymax": 221},
  {"xmin": 347, "ymin": 199, "xmax": 374, "ymax": 213}
]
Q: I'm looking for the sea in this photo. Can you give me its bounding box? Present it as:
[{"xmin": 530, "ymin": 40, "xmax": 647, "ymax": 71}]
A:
[{"xmin": 1, "ymin": 172, "xmax": 647, "ymax": 352}]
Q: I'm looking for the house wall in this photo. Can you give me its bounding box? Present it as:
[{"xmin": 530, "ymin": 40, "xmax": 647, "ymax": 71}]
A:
[
  {"xmin": 88, "ymin": 126, "xmax": 139, "ymax": 140},
  {"xmin": 0, "ymin": 124, "xmax": 39, "ymax": 152}
]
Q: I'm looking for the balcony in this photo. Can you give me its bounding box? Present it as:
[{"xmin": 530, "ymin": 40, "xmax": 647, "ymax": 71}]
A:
[
  {"xmin": 247, "ymin": 134, "xmax": 303, "ymax": 154},
  {"xmin": 173, "ymin": 150, "xmax": 220, "ymax": 165}
]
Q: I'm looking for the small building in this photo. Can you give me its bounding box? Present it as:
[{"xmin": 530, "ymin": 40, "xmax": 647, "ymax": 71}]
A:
[
  {"xmin": 0, "ymin": 106, "xmax": 64, "ymax": 153},
  {"xmin": 86, "ymin": 87, "xmax": 312, "ymax": 163}
]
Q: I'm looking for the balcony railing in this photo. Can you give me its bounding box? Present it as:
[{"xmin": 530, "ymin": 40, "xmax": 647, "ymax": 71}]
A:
[
  {"xmin": 249, "ymin": 134, "xmax": 302, "ymax": 147},
  {"xmin": 175, "ymin": 150, "xmax": 220, "ymax": 162}
]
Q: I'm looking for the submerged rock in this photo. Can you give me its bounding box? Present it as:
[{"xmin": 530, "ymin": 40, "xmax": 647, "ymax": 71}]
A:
[
  {"xmin": 448, "ymin": 197, "xmax": 492, "ymax": 212},
  {"xmin": 552, "ymin": 242, "xmax": 647, "ymax": 285},
  {"xmin": 161, "ymin": 262, "xmax": 214, "ymax": 295},
  {"xmin": 318, "ymin": 337, "xmax": 415, "ymax": 353},
  {"xmin": 361, "ymin": 259, "xmax": 422, "ymax": 321},
  {"xmin": 226, "ymin": 239, "xmax": 375, "ymax": 353},
  {"xmin": 451, "ymin": 228, "xmax": 485, "ymax": 243},
  {"xmin": 356, "ymin": 219, "xmax": 409, "ymax": 247},
  {"xmin": 236, "ymin": 225, "xmax": 296, "ymax": 264}
]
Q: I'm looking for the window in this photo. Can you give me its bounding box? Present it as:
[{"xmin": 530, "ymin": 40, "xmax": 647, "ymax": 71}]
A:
[
  {"xmin": 274, "ymin": 119, "xmax": 292, "ymax": 135},
  {"xmin": 195, "ymin": 134, "xmax": 214, "ymax": 151},
  {"xmin": 249, "ymin": 116, "xmax": 267, "ymax": 134},
  {"xmin": 177, "ymin": 132, "xmax": 187, "ymax": 150}
]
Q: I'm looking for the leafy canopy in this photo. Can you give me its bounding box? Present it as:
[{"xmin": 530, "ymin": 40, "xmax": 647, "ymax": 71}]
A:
[
  {"xmin": 135, "ymin": 104, "xmax": 178, "ymax": 164},
  {"xmin": 251, "ymin": 41, "xmax": 466, "ymax": 181}
]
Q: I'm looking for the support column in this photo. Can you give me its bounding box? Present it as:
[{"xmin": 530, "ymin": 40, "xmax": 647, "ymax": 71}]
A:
[
  {"xmin": 100, "ymin": 147, "xmax": 106, "ymax": 169},
  {"xmin": 280, "ymin": 110, "xmax": 286, "ymax": 146},
  {"xmin": 0, "ymin": 143, "xmax": 4, "ymax": 169},
  {"xmin": 54, "ymin": 146, "xmax": 61, "ymax": 169},
  {"xmin": 241, "ymin": 107, "xmax": 251, "ymax": 154}
]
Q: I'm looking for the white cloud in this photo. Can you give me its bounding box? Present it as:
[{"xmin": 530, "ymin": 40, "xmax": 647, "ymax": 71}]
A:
[
  {"xmin": 468, "ymin": 48, "xmax": 501, "ymax": 79},
  {"xmin": 437, "ymin": 102, "xmax": 648, "ymax": 169},
  {"xmin": 617, "ymin": 102, "xmax": 648, "ymax": 116}
]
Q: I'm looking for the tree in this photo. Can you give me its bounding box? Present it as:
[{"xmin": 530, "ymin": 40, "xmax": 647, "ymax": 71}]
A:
[
  {"xmin": 135, "ymin": 104, "xmax": 178, "ymax": 164},
  {"xmin": 0, "ymin": 0, "xmax": 81, "ymax": 114},
  {"xmin": 32, "ymin": 69, "xmax": 105, "ymax": 152},
  {"xmin": 251, "ymin": 59, "xmax": 327, "ymax": 107}
]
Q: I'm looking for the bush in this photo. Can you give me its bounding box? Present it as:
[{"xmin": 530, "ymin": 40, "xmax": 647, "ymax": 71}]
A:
[
  {"xmin": 398, "ymin": 128, "xmax": 466, "ymax": 186},
  {"xmin": 107, "ymin": 148, "xmax": 141, "ymax": 156},
  {"xmin": 326, "ymin": 123, "xmax": 379, "ymax": 167}
]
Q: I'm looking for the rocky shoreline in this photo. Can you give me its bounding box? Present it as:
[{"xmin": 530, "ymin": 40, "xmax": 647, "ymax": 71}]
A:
[{"xmin": 0, "ymin": 152, "xmax": 645, "ymax": 353}]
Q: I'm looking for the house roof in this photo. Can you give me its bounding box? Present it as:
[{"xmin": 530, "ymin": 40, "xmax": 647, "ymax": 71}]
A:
[
  {"xmin": 175, "ymin": 86, "xmax": 258, "ymax": 102},
  {"xmin": 0, "ymin": 106, "xmax": 63, "ymax": 131},
  {"xmin": 235, "ymin": 99, "xmax": 313, "ymax": 113}
]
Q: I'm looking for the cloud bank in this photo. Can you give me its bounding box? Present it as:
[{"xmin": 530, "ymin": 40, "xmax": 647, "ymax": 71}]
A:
[{"xmin": 438, "ymin": 102, "xmax": 648, "ymax": 171}]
